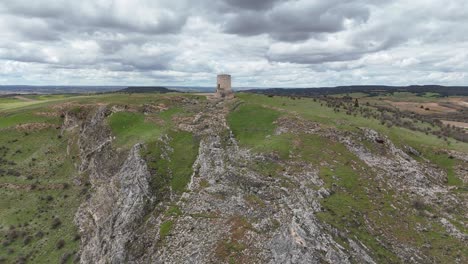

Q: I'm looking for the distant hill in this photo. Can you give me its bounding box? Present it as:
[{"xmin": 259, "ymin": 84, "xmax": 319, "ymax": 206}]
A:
[
  {"xmin": 118, "ymin": 86, "xmax": 175, "ymax": 93},
  {"xmin": 245, "ymin": 85, "xmax": 468, "ymax": 97},
  {"xmin": 0, "ymin": 85, "xmax": 123, "ymax": 94},
  {"xmin": 0, "ymin": 85, "xmax": 178, "ymax": 95}
]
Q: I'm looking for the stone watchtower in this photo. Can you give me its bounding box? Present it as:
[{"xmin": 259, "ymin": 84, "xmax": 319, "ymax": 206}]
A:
[{"xmin": 216, "ymin": 74, "xmax": 234, "ymax": 99}]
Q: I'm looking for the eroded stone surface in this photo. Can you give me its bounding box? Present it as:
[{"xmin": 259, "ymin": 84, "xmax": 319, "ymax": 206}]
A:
[{"xmin": 73, "ymin": 101, "xmax": 467, "ymax": 264}]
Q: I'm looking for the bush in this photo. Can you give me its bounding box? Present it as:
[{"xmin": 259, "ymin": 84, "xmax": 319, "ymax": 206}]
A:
[
  {"xmin": 16, "ymin": 256, "xmax": 26, "ymax": 264},
  {"xmin": 56, "ymin": 239, "xmax": 65, "ymax": 249},
  {"xmin": 7, "ymin": 229, "xmax": 18, "ymax": 241},
  {"xmin": 23, "ymin": 235, "xmax": 32, "ymax": 245},
  {"xmin": 51, "ymin": 217, "xmax": 62, "ymax": 229}
]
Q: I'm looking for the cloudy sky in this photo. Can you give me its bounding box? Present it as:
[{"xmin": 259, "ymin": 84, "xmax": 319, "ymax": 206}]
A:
[{"xmin": 0, "ymin": 0, "xmax": 467, "ymax": 87}]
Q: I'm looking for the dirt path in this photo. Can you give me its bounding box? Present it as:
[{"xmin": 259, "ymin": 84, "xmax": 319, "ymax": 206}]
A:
[{"xmin": 14, "ymin": 95, "xmax": 36, "ymax": 102}]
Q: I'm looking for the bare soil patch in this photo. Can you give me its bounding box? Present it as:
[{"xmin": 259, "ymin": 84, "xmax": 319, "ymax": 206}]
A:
[
  {"xmin": 15, "ymin": 123, "xmax": 57, "ymax": 131},
  {"xmin": 274, "ymin": 115, "xmax": 320, "ymax": 135},
  {"xmin": 448, "ymin": 97, "xmax": 468, "ymax": 108},
  {"xmin": 441, "ymin": 120, "xmax": 468, "ymax": 130},
  {"xmin": 14, "ymin": 95, "xmax": 36, "ymax": 102},
  {"xmin": 385, "ymin": 100, "xmax": 457, "ymax": 114}
]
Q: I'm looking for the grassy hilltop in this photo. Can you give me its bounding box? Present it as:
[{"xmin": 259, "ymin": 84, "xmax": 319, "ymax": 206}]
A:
[{"xmin": 0, "ymin": 91, "xmax": 467, "ymax": 263}]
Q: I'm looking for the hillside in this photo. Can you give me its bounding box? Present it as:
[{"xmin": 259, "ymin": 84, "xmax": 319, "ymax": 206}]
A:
[
  {"xmin": 117, "ymin": 86, "xmax": 174, "ymax": 93},
  {"xmin": 246, "ymin": 85, "xmax": 468, "ymax": 97},
  {"xmin": 0, "ymin": 92, "xmax": 467, "ymax": 263}
]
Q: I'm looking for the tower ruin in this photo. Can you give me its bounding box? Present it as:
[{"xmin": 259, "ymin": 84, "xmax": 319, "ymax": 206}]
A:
[{"xmin": 216, "ymin": 74, "xmax": 234, "ymax": 99}]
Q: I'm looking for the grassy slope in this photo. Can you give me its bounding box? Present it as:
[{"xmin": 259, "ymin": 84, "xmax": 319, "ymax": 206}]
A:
[
  {"xmin": 228, "ymin": 93, "xmax": 468, "ymax": 263},
  {"xmin": 236, "ymin": 93, "xmax": 468, "ymax": 152},
  {"xmin": 0, "ymin": 95, "xmax": 87, "ymax": 111},
  {"xmin": 142, "ymin": 130, "xmax": 199, "ymax": 195},
  {"xmin": 235, "ymin": 93, "xmax": 468, "ymax": 188},
  {"xmin": 0, "ymin": 92, "xmax": 201, "ymax": 263},
  {"xmin": 227, "ymin": 104, "xmax": 290, "ymax": 158},
  {"xmin": 0, "ymin": 101, "xmax": 81, "ymax": 263},
  {"xmin": 108, "ymin": 112, "xmax": 163, "ymax": 148},
  {"xmin": 1, "ymin": 92, "xmax": 465, "ymax": 262},
  {"xmin": 105, "ymin": 93, "xmax": 201, "ymax": 195}
]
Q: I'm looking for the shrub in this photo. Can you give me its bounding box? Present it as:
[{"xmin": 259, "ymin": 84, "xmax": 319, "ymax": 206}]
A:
[
  {"xmin": 51, "ymin": 217, "xmax": 62, "ymax": 229},
  {"xmin": 23, "ymin": 235, "xmax": 32, "ymax": 245},
  {"xmin": 16, "ymin": 256, "xmax": 26, "ymax": 264},
  {"xmin": 7, "ymin": 230, "xmax": 18, "ymax": 241},
  {"xmin": 56, "ymin": 239, "xmax": 65, "ymax": 249}
]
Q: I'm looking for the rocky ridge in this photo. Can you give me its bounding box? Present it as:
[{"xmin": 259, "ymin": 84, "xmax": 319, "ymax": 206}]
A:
[{"xmin": 71, "ymin": 99, "xmax": 467, "ymax": 263}]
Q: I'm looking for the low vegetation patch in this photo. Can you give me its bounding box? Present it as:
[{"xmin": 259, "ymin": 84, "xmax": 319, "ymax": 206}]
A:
[
  {"xmin": 159, "ymin": 220, "xmax": 173, "ymax": 240},
  {"xmin": 108, "ymin": 112, "xmax": 163, "ymax": 147},
  {"xmin": 215, "ymin": 216, "xmax": 253, "ymax": 263},
  {"xmin": 228, "ymin": 103, "xmax": 280, "ymax": 145},
  {"xmin": 142, "ymin": 130, "xmax": 199, "ymax": 201}
]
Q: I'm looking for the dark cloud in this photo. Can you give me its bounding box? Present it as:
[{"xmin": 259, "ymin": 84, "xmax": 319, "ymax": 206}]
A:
[
  {"xmin": 0, "ymin": 1, "xmax": 189, "ymax": 36},
  {"xmin": 223, "ymin": 0, "xmax": 280, "ymax": 10},
  {"xmin": 223, "ymin": 0, "xmax": 371, "ymax": 41}
]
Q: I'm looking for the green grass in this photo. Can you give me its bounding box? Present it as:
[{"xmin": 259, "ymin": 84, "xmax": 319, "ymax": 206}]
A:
[
  {"xmin": 310, "ymin": 138, "xmax": 400, "ymax": 262},
  {"xmin": 0, "ymin": 94, "xmax": 88, "ymax": 112},
  {"xmin": 236, "ymin": 93, "xmax": 468, "ymax": 153},
  {"xmin": 0, "ymin": 129, "xmax": 77, "ymax": 185},
  {"xmin": 0, "ymin": 188, "xmax": 81, "ymax": 263},
  {"xmin": 0, "ymin": 119, "xmax": 81, "ymax": 263},
  {"xmin": 230, "ymin": 93, "xmax": 468, "ymax": 262},
  {"xmin": 422, "ymin": 92, "xmax": 441, "ymax": 98},
  {"xmin": 159, "ymin": 107, "xmax": 184, "ymax": 123},
  {"xmin": 423, "ymin": 151, "xmax": 462, "ymax": 186},
  {"xmin": 0, "ymin": 92, "xmax": 203, "ymax": 263},
  {"xmin": 169, "ymin": 131, "xmax": 199, "ymax": 192},
  {"xmin": 159, "ymin": 220, "xmax": 173, "ymax": 240},
  {"xmin": 228, "ymin": 103, "xmax": 280, "ymax": 146},
  {"xmin": 331, "ymin": 92, "xmax": 370, "ymax": 98},
  {"xmin": 164, "ymin": 205, "xmax": 182, "ymax": 217},
  {"xmin": 0, "ymin": 111, "xmax": 60, "ymax": 129},
  {"xmin": 228, "ymin": 103, "xmax": 293, "ymax": 157},
  {"xmin": 142, "ymin": 130, "xmax": 199, "ymax": 197},
  {"xmin": 227, "ymin": 99, "xmax": 399, "ymax": 260},
  {"xmin": 108, "ymin": 112, "xmax": 163, "ymax": 148},
  {"xmin": 25, "ymin": 94, "xmax": 77, "ymax": 101},
  {"xmin": 380, "ymin": 92, "xmax": 442, "ymax": 102}
]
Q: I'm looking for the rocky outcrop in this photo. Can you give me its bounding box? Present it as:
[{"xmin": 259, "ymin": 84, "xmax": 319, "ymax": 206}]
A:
[
  {"xmin": 341, "ymin": 128, "xmax": 447, "ymax": 194},
  {"xmin": 75, "ymin": 107, "xmax": 153, "ymax": 263},
  {"xmin": 72, "ymin": 101, "xmax": 466, "ymax": 264},
  {"xmin": 140, "ymin": 103, "xmax": 376, "ymax": 263}
]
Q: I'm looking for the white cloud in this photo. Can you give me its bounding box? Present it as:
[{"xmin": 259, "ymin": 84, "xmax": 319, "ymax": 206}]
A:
[{"xmin": 0, "ymin": 0, "xmax": 467, "ymax": 87}]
